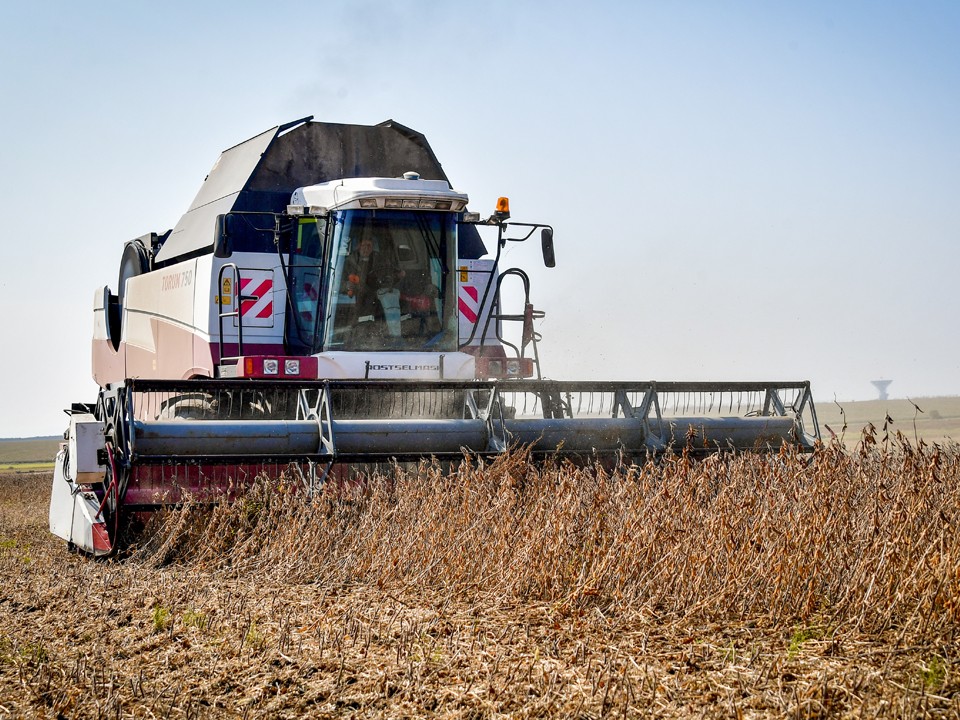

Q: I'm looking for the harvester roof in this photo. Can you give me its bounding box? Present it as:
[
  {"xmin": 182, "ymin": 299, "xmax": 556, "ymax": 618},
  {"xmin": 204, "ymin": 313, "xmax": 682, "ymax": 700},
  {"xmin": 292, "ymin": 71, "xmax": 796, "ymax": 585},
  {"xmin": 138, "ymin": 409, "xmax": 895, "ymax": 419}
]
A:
[
  {"xmin": 292, "ymin": 176, "xmax": 469, "ymax": 212},
  {"xmin": 156, "ymin": 118, "xmax": 484, "ymax": 264}
]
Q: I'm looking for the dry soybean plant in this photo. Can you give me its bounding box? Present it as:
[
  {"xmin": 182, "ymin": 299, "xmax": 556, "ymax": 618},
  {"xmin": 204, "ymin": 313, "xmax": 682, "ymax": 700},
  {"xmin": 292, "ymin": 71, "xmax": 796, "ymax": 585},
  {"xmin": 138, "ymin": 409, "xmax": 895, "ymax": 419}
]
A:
[{"xmin": 139, "ymin": 437, "xmax": 960, "ymax": 642}]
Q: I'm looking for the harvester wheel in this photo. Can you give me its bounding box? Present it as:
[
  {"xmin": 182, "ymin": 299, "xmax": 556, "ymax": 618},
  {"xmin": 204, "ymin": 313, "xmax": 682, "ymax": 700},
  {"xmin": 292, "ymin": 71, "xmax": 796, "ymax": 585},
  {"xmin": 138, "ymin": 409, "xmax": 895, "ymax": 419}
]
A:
[
  {"xmin": 157, "ymin": 393, "xmax": 216, "ymax": 420},
  {"xmin": 156, "ymin": 390, "xmax": 275, "ymax": 420},
  {"xmin": 118, "ymin": 239, "xmax": 150, "ymax": 309}
]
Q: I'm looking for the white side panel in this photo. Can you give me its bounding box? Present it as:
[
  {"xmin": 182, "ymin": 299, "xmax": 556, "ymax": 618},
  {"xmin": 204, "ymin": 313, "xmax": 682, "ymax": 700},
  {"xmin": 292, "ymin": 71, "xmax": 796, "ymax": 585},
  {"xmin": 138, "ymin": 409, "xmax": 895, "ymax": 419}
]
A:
[
  {"xmin": 49, "ymin": 445, "xmax": 111, "ymax": 556},
  {"xmin": 91, "ymin": 286, "xmax": 126, "ymax": 386},
  {"xmin": 120, "ymin": 253, "xmax": 287, "ymax": 377},
  {"xmin": 123, "ymin": 258, "xmax": 199, "ymax": 351},
  {"xmin": 458, "ymin": 259, "xmax": 499, "ymax": 346},
  {"xmin": 49, "ymin": 445, "xmax": 75, "ymax": 540},
  {"xmin": 316, "ymin": 351, "xmax": 475, "ymax": 380},
  {"xmin": 206, "ymin": 253, "xmax": 287, "ymax": 345},
  {"xmin": 67, "ymin": 415, "xmax": 105, "ymax": 484},
  {"xmin": 193, "ymin": 255, "xmax": 214, "ymax": 337},
  {"xmin": 92, "ymin": 286, "xmax": 109, "ymax": 343}
]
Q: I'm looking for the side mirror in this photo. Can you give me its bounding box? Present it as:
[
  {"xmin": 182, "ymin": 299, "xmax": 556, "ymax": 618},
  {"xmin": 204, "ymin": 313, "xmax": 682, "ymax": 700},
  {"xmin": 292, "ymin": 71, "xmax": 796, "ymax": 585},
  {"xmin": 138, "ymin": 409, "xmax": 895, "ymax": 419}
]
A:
[
  {"xmin": 214, "ymin": 214, "xmax": 232, "ymax": 258},
  {"xmin": 541, "ymin": 228, "xmax": 556, "ymax": 268}
]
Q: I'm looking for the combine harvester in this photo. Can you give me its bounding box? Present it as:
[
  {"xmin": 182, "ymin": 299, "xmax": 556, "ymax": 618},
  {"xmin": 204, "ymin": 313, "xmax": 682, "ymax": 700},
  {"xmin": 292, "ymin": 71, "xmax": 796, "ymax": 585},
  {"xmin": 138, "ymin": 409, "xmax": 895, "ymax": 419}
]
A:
[{"xmin": 50, "ymin": 117, "xmax": 820, "ymax": 555}]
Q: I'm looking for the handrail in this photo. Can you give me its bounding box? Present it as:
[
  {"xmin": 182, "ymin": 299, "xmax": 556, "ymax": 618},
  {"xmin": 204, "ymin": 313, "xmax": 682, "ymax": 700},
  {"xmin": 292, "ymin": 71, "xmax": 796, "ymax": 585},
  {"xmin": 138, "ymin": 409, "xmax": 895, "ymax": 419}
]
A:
[{"xmin": 216, "ymin": 263, "xmax": 258, "ymax": 362}]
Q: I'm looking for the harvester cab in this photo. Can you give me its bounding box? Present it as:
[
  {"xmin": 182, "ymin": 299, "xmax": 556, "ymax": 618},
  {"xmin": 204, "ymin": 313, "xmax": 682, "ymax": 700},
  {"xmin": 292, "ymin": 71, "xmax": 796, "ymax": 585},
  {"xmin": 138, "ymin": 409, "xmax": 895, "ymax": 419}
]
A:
[
  {"xmin": 210, "ymin": 175, "xmax": 546, "ymax": 382},
  {"xmin": 50, "ymin": 117, "xmax": 820, "ymax": 556}
]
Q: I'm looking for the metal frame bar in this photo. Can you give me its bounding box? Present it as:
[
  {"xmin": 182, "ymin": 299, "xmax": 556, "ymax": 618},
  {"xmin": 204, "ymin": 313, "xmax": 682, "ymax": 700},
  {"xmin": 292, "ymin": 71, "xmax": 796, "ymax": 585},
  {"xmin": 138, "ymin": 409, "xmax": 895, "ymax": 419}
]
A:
[
  {"xmin": 117, "ymin": 378, "xmax": 820, "ymax": 470},
  {"xmin": 125, "ymin": 378, "xmax": 815, "ymax": 395}
]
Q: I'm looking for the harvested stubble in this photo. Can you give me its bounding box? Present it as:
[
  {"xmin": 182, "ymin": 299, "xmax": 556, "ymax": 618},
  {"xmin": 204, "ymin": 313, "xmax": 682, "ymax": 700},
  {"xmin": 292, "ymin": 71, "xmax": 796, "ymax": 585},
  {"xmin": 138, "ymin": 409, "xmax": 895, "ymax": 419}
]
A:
[{"xmin": 0, "ymin": 436, "xmax": 958, "ymax": 718}]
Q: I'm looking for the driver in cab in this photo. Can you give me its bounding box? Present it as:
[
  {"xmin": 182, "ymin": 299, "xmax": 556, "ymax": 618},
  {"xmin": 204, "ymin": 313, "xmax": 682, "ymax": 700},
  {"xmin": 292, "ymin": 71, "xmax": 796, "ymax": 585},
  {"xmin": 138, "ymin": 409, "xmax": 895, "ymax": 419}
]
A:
[{"xmin": 342, "ymin": 236, "xmax": 402, "ymax": 330}]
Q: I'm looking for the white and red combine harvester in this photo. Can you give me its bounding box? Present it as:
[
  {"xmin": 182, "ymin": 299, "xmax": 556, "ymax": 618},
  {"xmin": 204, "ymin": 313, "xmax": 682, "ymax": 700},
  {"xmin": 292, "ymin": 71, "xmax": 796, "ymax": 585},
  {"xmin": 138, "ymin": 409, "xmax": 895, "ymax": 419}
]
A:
[{"xmin": 50, "ymin": 117, "xmax": 820, "ymax": 555}]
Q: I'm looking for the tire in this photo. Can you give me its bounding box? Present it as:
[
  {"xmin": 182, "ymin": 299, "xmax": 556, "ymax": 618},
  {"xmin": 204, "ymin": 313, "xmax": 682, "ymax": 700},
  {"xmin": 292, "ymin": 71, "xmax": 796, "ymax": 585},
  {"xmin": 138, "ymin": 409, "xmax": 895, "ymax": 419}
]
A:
[{"xmin": 118, "ymin": 240, "xmax": 151, "ymax": 309}]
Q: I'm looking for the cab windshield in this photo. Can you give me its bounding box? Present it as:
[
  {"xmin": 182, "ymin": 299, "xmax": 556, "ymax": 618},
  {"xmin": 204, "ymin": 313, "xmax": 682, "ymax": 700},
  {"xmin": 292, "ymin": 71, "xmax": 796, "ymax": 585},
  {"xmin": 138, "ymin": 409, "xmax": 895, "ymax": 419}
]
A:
[{"xmin": 322, "ymin": 209, "xmax": 458, "ymax": 352}]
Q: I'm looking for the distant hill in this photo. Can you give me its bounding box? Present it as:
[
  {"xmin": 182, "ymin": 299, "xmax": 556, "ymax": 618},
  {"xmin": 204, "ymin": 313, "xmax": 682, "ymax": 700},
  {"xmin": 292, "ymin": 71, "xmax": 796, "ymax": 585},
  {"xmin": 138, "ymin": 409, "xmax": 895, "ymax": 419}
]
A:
[
  {"xmin": 815, "ymin": 395, "xmax": 960, "ymax": 446},
  {"xmin": 0, "ymin": 436, "xmax": 60, "ymax": 442},
  {"xmin": 0, "ymin": 437, "xmax": 62, "ymax": 464}
]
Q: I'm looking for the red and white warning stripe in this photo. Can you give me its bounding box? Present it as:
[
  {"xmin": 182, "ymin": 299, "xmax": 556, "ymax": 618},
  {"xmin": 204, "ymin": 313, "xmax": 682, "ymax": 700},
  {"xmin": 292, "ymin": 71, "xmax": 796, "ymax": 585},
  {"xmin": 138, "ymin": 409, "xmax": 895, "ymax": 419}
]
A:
[
  {"xmin": 457, "ymin": 259, "xmax": 499, "ymax": 346},
  {"xmin": 236, "ymin": 270, "xmax": 275, "ymax": 327},
  {"xmin": 458, "ymin": 284, "xmax": 479, "ymax": 324}
]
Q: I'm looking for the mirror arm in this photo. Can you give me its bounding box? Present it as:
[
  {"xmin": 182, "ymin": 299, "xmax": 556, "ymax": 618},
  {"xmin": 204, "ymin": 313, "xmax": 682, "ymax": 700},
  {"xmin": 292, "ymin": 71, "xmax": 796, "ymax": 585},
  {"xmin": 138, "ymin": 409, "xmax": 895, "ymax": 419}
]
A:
[{"xmin": 213, "ymin": 214, "xmax": 232, "ymax": 258}]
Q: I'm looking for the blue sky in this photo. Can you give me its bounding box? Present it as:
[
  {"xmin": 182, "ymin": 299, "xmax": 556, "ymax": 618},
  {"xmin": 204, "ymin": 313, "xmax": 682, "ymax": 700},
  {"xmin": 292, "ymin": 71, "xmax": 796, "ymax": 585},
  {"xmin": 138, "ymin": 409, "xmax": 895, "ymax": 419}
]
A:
[{"xmin": 1, "ymin": 1, "xmax": 958, "ymax": 437}]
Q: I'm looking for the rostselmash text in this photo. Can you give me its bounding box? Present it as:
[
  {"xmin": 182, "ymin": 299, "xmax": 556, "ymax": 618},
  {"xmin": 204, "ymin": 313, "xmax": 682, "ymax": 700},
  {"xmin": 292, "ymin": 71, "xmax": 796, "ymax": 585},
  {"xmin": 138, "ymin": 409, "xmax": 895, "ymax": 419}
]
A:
[{"xmin": 368, "ymin": 364, "xmax": 440, "ymax": 371}]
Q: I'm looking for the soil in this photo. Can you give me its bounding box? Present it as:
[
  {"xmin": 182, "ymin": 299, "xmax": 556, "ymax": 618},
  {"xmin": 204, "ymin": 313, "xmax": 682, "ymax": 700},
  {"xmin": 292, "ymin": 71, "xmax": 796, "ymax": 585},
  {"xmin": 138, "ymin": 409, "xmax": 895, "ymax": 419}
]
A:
[{"xmin": 0, "ymin": 470, "xmax": 956, "ymax": 718}]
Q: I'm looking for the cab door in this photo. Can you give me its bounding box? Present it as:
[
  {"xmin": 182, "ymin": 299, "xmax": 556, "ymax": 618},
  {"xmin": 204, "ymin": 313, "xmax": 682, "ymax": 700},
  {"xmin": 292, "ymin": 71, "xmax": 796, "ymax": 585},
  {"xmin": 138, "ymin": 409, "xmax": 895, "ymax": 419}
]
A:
[{"xmin": 285, "ymin": 215, "xmax": 328, "ymax": 353}]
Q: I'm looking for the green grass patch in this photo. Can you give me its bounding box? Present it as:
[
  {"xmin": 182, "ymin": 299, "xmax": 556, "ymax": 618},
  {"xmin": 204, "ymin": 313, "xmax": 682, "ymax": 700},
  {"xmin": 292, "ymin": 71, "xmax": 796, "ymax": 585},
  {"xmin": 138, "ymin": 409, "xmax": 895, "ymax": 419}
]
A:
[
  {"xmin": 787, "ymin": 625, "xmax": 826, "ymax": 658},
  {"xmin": 921, "ymin": 655, "xmax": 946, "ymax": 690},
  {"xmin": 152, "ymin": 606, "xmax": 171, "ymax": 633},
  {"xmin": 182, "ymin": 609, "xmax": 208, "ymax": 630},
  {"xmin": 0, "ymin": 462, "xmax": 54, "ymax": 471}
]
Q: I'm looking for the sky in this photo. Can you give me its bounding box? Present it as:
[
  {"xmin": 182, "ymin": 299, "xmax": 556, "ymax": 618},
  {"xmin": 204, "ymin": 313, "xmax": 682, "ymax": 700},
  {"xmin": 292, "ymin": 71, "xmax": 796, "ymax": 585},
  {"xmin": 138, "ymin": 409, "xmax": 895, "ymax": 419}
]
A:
[{"xmin": 1, "ymin": 0, "xmax": 958, "ymax": 438}]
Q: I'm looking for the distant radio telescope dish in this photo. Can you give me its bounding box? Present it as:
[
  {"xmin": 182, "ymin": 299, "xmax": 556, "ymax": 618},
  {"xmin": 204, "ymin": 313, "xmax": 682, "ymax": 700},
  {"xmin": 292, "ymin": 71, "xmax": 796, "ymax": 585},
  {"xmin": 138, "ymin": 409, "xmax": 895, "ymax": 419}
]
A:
[{"xmin": 871, "ymin": 379, "xmax": 892, "ymax": 401}]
